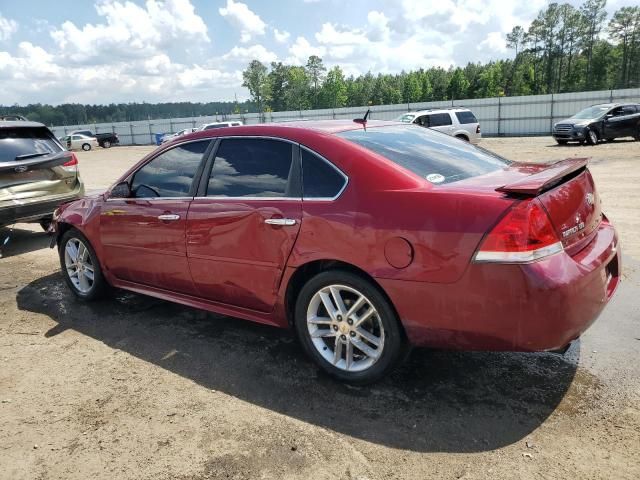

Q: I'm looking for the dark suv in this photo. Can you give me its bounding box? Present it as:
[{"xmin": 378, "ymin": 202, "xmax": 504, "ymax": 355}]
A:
[
  {"xmin": 1, "ymin": 121, "xmax": 84, "ymax": 229},
  {"xmin": 553, "ymin": 103, "xmax": 640, "ymax": 145}
]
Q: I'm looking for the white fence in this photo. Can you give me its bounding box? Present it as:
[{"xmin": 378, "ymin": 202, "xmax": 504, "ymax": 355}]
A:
[{"xmin": 51, "ymin": 88, "xmax": 640, "ymax": 146}]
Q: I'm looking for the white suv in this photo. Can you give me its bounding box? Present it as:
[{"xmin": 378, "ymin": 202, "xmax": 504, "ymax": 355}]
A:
[
  {"xmin": 396, "ymin": 108, "xmax": 481, "ymax": 144},
  {"xmin": 200, "ymin": 121, "xmax": 243, "ymax": 131}
]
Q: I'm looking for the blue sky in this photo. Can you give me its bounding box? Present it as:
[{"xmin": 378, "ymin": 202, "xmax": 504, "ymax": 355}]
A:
[{"xmin": 0, "ymin": 0, "xmax": 634, "ymax": 105}]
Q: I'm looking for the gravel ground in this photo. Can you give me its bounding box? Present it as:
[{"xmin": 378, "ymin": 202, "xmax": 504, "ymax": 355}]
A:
[{"xmin": 0, "ymin": 137, "xmax": 639, "ymax": 479}]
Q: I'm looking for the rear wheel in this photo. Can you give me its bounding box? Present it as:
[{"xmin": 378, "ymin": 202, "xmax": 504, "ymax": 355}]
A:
[
  {"xmin": 634, "ymin": 125, "xmax": 640, "ymax": 141},
  {"xmin": 294, "ymin": 270, "xmax": 405, "ymax": 384},
  {"xmin": 82, "ymin": 143, "xmax": 91, "ymax": 151},
  {"xmin": 605, "ymin": 138, "xmax": 614, "ymax": 143},
  {"xmin": 586, "ymin": 129, "xmax": 598, "ymax": 146},
  {"xmin": 555, "ymin": 139, "xmax": 568, "ymax": 145},
  {"xmin": 59, "ymin": 229, "xmax": 108, "ymax": 300},
  {"xmin": 102, "ymin": 140, "xmax": 111, "ymax": 148}
]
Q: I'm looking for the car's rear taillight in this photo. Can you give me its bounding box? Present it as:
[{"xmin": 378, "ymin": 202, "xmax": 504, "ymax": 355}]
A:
[
  {"xmin": 61, "ymin": 153, "xmax": 78, "ymax": 173},
  {"xmin": 474, "ymin": 199, "xmax": 563, "ymax": 263},
  {"xmin": 476, "ymin": 124, "xmax": 481, "ymax": 134}
]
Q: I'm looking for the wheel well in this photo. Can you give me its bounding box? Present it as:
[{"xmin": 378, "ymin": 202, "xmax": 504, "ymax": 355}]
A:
[
  {"xmin": 284, "ymin": 259, "xmax": 406, "ymax": 338},
  {"xmin": 55, "ymin": 221, "xmax": 73, "ymax": 246},
  {"xmin": 454, "ymin": 134, "xmax": 469, "ymax": 141}
]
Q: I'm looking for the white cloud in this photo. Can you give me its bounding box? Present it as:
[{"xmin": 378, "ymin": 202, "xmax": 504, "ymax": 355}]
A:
[
  {"xmin": 219, "ymin": 0, "xmax": 266, "ymax": 43},
  {"xmin": 287, "ymin": 37, "xmax": 327, "ymax": 65},
  {"xmin": 50, "ymin": 0, "xmax": 209, "ymax": 63},
  {"xmin": 478, "ymin": 31, "xmax": 507, "ymax": 54},
  {"xmin": 0, "ymin": 14, "xmax": 18, "ymax": 41},
  {"xmin": 222, "ymin": 44, "xmax": 277, "ymax": 63},
  {"xmin": 273, "ymin": 28, "xmax": 290, "ymax": 43}
]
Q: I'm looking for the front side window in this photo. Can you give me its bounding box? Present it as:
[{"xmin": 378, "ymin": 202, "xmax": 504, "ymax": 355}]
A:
[
  {"xmin": 429, "ymin": 113, "xmax": 453, "ymax": 127},
  {"xmin": 207, "ymin": 138, "xmax": 294, "ymax": 197},
  {"xmin": 131, "ymin": 140, "xmax": 209, "ymax": 198},
  {"xmin": 302, "ymin": 148, "xmax": 346, "ymax": 199},
  {"xmin": 415, "ymin": 115, "xmax": 429, "ymax": 127}
]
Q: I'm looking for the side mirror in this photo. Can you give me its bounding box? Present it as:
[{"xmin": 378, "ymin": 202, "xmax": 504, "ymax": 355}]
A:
[{"xmin": 109, "ymin": 181, "xmax": 131, "ymax": 199}]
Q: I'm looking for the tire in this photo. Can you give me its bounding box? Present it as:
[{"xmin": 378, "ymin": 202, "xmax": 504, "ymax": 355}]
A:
[
  {"xmin": 586, "ymin": 128, "xmax": 598, "ymax": 146},
  {"xmin": 634, "ymin": 126, "xmax": 640, "ymax": 141},
  {"xmin": 294, "ymin": 270, "xmax": 405, "ymax": 384},
  {"xmin": 102, "ymin": 140, "xmax": 111, "ymax": 148},
  {"xmin": 555, "ymin": 139, "xmax": 568, "ymax": 145},
  {"xmin": 455, "ymin": 134, "xmax": 469, "ymax": 142},
  {"xmin": 59, "ymin": 228, "xmax": 109, "ymax": 301},
  {"xmin": 82, "ymin": 143, "xmax": 91, "ymax": 151},
  {"xmin": 605, "ymin": 138, "xmax": 614, "ymax": 143}
]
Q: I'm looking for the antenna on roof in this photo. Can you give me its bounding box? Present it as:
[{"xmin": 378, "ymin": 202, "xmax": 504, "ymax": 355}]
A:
[{"xmin": 353, "ymin": 108, "xmax": 370, "ymax": 129}]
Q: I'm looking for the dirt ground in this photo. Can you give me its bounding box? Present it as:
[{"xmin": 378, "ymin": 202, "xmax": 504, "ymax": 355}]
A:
[{"xmin": 0, "ymin": 137, "xmax": 639, "ymax": 479}]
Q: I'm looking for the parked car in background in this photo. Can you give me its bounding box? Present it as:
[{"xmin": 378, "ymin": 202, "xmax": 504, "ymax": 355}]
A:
[
  {"xmin": 1, "ymin": 121, "xmax": 84, "ymax": 230},
  {"xmin": 200, "ymin": 121, "xmax": 243, "ymax": 130},
  {"xmin": 70, "ymin": 130, "xmax": 120, "ymax": 148},
  {"xmin": 553, "ymin": 103, "xmax": 640, "ymax": 145},
  {"xmin": 52, "ymin": 120, "xmax": 619, "ymax": 384},
  {"xmin": 0, "ymin": 115, "xmax": 29, "ymax": 121},
  {"xmin": 161, "ymin": 127, "xmax": 199, "ymax": 144},
  {"xmin": 396, "ymin": 108, "xmax": 481, "ymax": 143},
  {"xmin": 59, "ymin": 134, "xmax": 99, "ymax": 151}
]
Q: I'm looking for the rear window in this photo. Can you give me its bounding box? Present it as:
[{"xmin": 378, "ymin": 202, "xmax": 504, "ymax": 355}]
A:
[
  {"xmin": 455, "ymin": 111, "xmax": 478, "ymax": 124},
  {"xmin": 338, "ymin": 125, "xmax": 510, "ymax": 185},
  {"xmin": 0, "ymin": 127, "xmax": 62, "ymax": 161}
]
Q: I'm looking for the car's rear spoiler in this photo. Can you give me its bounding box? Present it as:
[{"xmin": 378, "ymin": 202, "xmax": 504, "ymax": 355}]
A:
[{"xmin": 496, "ymin": 158, "xmax": 589, "ymax": 196}]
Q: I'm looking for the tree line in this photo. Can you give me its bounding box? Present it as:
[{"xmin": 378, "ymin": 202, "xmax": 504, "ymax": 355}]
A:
[{"xmin": 1, "ymin": 0, "xmax": 637, "ymax": 126}]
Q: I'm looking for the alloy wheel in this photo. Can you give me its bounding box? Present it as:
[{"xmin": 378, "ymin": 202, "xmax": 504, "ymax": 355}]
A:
[
  {"xmin": 64, "ymin": 237, "xmax": 95, "ymax": 293},
  {"xmin": 306, "ymin": 284, "xmax": 385, "ymax": 372},
  {"xmin": 589, "ymin": 130, "xmax": 598, "ymax": 144}
]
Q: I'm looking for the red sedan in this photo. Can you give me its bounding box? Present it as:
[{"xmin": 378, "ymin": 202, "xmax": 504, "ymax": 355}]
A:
[{"xmin": 52, "ymin": 120, "xmax": 621, "ymax": 383}]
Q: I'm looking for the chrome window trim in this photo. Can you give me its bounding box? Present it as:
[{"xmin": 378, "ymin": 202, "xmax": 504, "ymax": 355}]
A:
[
  {"xmin": 105, "ymin": 196, "xmax": 193, "ymax": 202},
  {"xmin": 193, "ymin": 196, "xmax": 302, "ymax": 201},
  {"xmin": 299, "ymin": 145, "xmax": 349, "ymax": 201}
]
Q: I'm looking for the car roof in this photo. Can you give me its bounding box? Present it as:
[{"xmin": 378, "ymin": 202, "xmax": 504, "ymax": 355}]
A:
[
  {"xmin": 0, "ymin": 120, "xmax": 47, "ymax": 129},
  {"xmin": 166, "ymin": 120, "xmax": 402, "ymax": 146},
  {"xmin": 405, "ymin": 108, "xmax": 472, "ymax": 115}
]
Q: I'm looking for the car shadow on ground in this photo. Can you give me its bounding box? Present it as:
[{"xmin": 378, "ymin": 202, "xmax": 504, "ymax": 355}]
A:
[
  {"xmin": 0, "ymin": 226, "xmax": 50, "ymax": 259},
  {"xmin": 16, "ymin": 272, "xmax": 581, "ymax": 453},
  {"xmin": 549, "ymin": 138, "xmax": 637, "ymax": 147}
]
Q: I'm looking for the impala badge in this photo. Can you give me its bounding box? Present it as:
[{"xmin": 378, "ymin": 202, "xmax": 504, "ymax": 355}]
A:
[
  {"xmin": 562, "ymin": 214, "xmax": 585, "ymax": 238},
  {"xmin": 14, "ymin": 165, "xmax": 28, "ymax": 173},
  {"xmin": 586, "ymin": 192, "xmax": 595, "ymax": 206}
]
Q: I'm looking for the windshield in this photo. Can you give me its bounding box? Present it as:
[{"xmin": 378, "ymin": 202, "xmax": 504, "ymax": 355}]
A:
[
  {"xmin": 396, "ymin": 114, "xmax": 415, "ymax": 123},
  {"xmin": 571, "ymin": 106, "xmax": 610, "ymax": 119},
  {"xmin": 0, "ymin": 127, "xmax": 62, "ymax": 161},
  {"xmin": 338, "ymin": 125, "xmax": 510, "ymax": 185}
]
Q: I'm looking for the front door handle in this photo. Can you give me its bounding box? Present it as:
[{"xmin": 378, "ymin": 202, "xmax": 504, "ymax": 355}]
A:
[
  {"xmin": 264, "ymin": 218, "xmax": 297, "ymax": 226},
  {"xmin": 158, "ymin": 214, "xmax": 180, "ymax": 221}
]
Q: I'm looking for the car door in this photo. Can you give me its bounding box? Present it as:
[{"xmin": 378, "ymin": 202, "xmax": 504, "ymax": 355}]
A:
[
  {"xmin": 603, "ymin": 106, "xmax": 628, "ymax": 138},
  {"xmin": 186, "ymin": 137, "xmax": 302, "ymax": 313},
  {"xmin": 100, "ymin": 139, "xmax": 212, "ymax": 294}
]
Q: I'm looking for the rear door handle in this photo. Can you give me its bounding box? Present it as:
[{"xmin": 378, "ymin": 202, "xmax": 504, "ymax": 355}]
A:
[
  {"xmin": 264, "ymin": 218, "xmax": 297, "ymax": 226},
  {"xmin": 158, "ymin": 214, "xmax": 180, "ymax": 221}
]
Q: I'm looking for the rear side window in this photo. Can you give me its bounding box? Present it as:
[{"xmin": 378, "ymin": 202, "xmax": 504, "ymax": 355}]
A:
[
  {"xmin": 338, "ymin": 125, "xmax": 510, "ymax": 185},
  {"xmin": 204, "ymin": 124, "xmax": 225, "ymax": 130},
  {"xmin": 132, "ymin": 140, "xmax": 209, "ymax": 198},
  {"xmin": 428, "ymin": 113, "xmax": 452, "ymax": 127},
  {"xmin": 302, "ymin": 148, "xmax": 347, "ymax": 199},
  {"xmin": 207, "ymin": 138, "xmax": 295, "ymax": 197},
  {"xmin": 0, "ymin": 127, "xmax": 62, "ymax": 161},
  {"xmin": 621, "ymin": 106, "xmax": 637, "ymax": 115},
  {"xmin": 455, "ymin": 111, "xmax": 478, "ymax": 124}
]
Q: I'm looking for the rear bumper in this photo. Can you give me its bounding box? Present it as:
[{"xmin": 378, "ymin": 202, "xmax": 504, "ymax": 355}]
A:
[
  {"xmin": 379, "ymin": 222, "xmax": 620, "ymax": 351},
  {"xmin": 0, "ymin": 183, "xmax": 85, "ymax": 227}
]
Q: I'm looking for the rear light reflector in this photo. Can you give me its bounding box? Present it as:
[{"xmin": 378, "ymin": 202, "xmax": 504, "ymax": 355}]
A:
[
  {"xmin": 61, "ymin": 153, "xmax": 78, "ymax": 172},
  {"xmin": 474, "ymin": 199, "xmax": 563, "ymax": 263}
]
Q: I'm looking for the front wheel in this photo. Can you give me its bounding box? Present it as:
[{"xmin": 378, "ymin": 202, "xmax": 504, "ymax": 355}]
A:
[
  {"xmin": 102, "ymin": 140, "xmax": 111, "ymax": 148},
  {"xmin": 634, "ymin": 126, "xmax": 640, "ymax": 141},
  {"xmin": 295, "ymin": 270, "xmax": 405, "ymax": 384},
  {"xmin": 556, "ymin": 139, "xmax": 568, "ymax": 145},
  {"xmin": 586, "ymin": 129, "xmax": 598, "ymax": 146},
  {"xmin": 82, "ymin": 143, "xmax": 91, "ymax": 151},
  {"xmin": 59, "ymin": 229, "xmax": 109, "ymax": 300}
]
